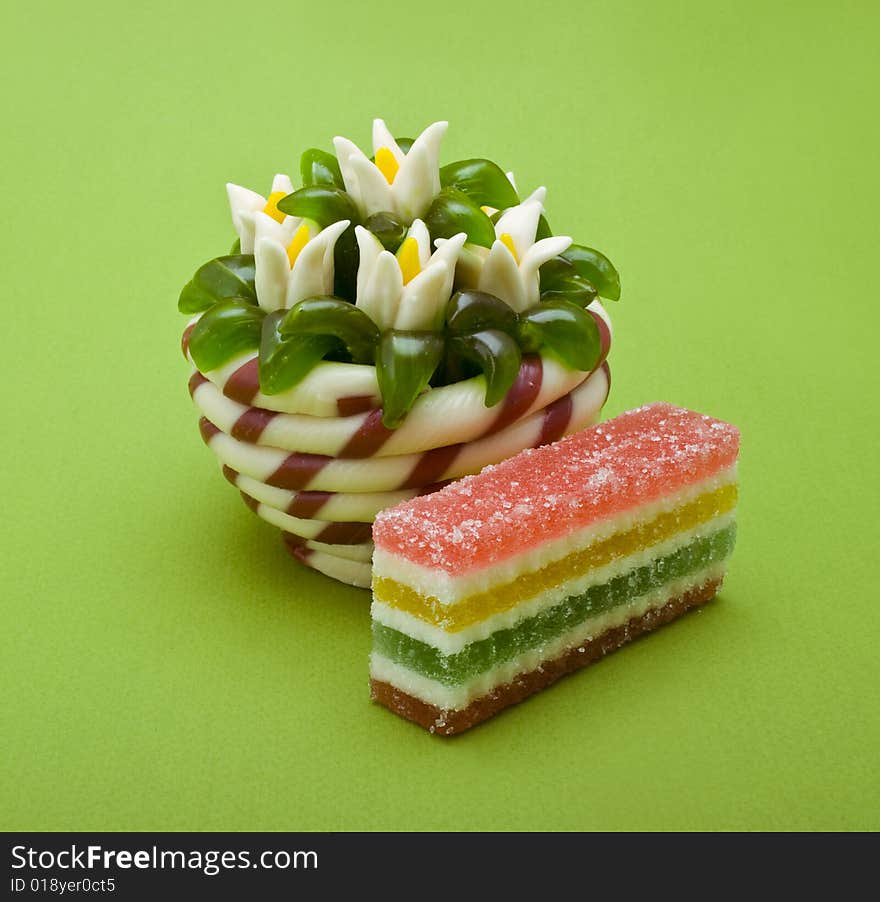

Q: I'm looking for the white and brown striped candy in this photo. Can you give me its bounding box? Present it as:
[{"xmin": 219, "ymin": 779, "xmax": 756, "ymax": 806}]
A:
[
  {"xmin": 196, "ymin": 363, "xmax": 610, "ymax": 495},
  {"xmin": 221, "ymin": 466, "xmax": 444, "ymax": 523}
]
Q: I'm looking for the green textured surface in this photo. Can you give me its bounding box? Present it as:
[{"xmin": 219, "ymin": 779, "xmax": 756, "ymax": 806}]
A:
[
  {"xmin": 373, "ymin": 524, "xmax": 737, "ymax": 685},
  {"xmin": 2, "ymin": 0, "xmax": 878, "ymax": 831}
]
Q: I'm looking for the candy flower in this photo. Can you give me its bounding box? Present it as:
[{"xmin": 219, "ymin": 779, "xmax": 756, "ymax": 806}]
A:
[
  {"xmin": 354, "ymin": 219, "xmax": 466, "ymax": 331},
  {"xmin": 226, "ymin": 173, "xmax": 296, "ymax": 254},
  {"xmin": 334, "ymin": 120, "xmax": 447, "ymax": 223},
  {"xmin": 449, "ymin": 188, "xmax": 573, "ymax": 312},
  {"xmin": 253, "ymin": 213, "xmax": 349, "ymax": 312}
]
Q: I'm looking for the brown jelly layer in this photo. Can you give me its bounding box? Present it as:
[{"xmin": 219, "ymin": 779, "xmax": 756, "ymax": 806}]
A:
[{"xmin": 370, "ymin": 578, "xmax": 721, "ymax": 736}]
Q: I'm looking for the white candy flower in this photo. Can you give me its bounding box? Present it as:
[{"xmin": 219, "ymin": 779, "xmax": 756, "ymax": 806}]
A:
[
  {"xmin": 447, "ymin": 187, "xmax": 572, "ymax": 313},
  {"xmin": 354, "ymin": 220, "xmax": 466, "ymax": 331},
  {"xmin": 226, "ymin": 172, "xmax": 348, "ymax": 311},
  {"xmin": 252, "ymin": 213, "xmax": 349, "ymax": 312},
  {"xmin": 226, "ymin": 173, "xmax": 295, "ymax": 254},
  {"xmin": 333, "ymin": 120, "xmax": 447, "ymax": 223}
]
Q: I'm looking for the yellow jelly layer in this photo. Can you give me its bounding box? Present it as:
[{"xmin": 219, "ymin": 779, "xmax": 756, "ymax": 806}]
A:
[{"xmin": 374, "ymin": 483, "xmax": 737, "ymax": 631}]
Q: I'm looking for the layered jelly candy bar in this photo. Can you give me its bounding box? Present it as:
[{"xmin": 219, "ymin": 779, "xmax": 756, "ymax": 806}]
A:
[{"xmin": 370, "ymin": 403, "xmax": 740, "ymax": 734}]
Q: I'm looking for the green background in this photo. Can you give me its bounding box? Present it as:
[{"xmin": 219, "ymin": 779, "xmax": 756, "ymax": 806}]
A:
[{"xmin": 2, "ymin": 0, "xmax": 877, "ymax": 831}]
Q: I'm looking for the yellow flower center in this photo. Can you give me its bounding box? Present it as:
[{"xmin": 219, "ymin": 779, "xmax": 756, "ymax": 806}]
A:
[
  {"xmin": 287, "ymin": 223, "xmax": 312, "ymax": 268},
  {"xmin": 499, "ymin": 232, "xmax": 518, "ymax": 263},
  {"xmin": 397, "ymin": 237, "xmax": 421, "ymax": 285},
  {"xmin": 263, "ymin": 191, "xmax": 287, "ymax": 224},
  {"xmin": 375, "ymin": 147, "xmax": 400, "ymax": 184}
]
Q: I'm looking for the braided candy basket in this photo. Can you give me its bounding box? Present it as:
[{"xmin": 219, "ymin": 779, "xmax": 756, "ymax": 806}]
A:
[{"xmin": 178, "ymin": 120, "xmax": 619, "ymax": 587}]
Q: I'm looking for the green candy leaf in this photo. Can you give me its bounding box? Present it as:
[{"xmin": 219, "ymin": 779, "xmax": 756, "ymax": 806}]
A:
[
  {"xmin": 376, "ymin": 331, "xmax": 444, "ymax": 429},
  {"xmin": 178, "ymin": 254, "xmax": 257, "ymax": 314},
  {"xmin": 276, "ymin": 186, "xmax": 360, "ymax": 228},
  {"xmin": 425, "ymin": 187, "xmax": 496, "ymax": 249},
  {"xmin": 229, "ymin": 237, "xmax": 241, "ymax": 255},
  {"xmin": 445, "ymin": 290, "xmax": 519, "ymax": 337},
  {"xmin": 539, "ymin": 257, "xmax": 598, "ymax": 307},
  {"xmin": 332, "ymin": 224, "xmax": 359, "ymax": 301},
  {"xmin": 450, "ymin": 329, "xmax": 522, "ymax": 407},
  {"xmin": 258, "ymin": 311, "xmax": 340, "ymax": 396},
  {"xmin": 518, "ymin": 299, "xmax": 601, "ymax": 372},
  {"xmin": 536, "ymin": 215, "xmax": 553, "ymax": 240},
  {"xmin": 300, "ymin": 148, "xmax": 344, "ymax": 189},
  {"xmin": 540, "ymin": 285, "xmax": 598, "ymax": 307},
  {"xmin": 560, "ymin": 244, "xmax": 621, "ymax": 301},
  {"xmin": 279, "ymin": 297, "xmax": 379, "ymax": 364},
  {"xmin": 440, "ymin": 159, "xmax": 519, "ymax": 210},
  {"xmin": 364, "ymin": 211, "xmax": 407, "ymax": 252},
  {"xmin": 187, "ymin": 299, "xmax": 264, "ymax": 372}
]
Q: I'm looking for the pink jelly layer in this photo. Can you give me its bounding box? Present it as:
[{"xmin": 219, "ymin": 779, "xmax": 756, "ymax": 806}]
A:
[{"xmin": 372, "ymin": 402, "xmax": 740, "ymax": 574}]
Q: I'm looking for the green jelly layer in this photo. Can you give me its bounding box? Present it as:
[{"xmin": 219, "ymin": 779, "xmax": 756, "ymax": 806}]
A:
[{"xmin": 372, "ymin": 522, "xmax": 736, "ymax": 686}]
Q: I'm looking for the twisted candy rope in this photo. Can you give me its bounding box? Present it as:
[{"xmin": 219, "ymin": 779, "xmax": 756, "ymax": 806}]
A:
[
  {"xmin": 221, "ymin": 465, "xmax": 443, "ymax": 523},
  {"xmin": 189, "ymin": 358, "xmax": 590, "ymax": 458},
  {"xmin": 284, "ymin": 540, "xmax": 373, "ymax": 589},
  {"xmin": 238, "ymin": 489, "xmax": 373, "ymax": 545},
  {"xmin": 197, "ymin": 363, "xmax": 610, "ymax": 495}
]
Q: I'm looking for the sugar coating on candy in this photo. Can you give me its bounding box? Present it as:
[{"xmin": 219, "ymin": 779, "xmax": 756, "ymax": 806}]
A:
[{"xmin": 373, "ymin": 403, "xmax": 740, "ymax": 574}]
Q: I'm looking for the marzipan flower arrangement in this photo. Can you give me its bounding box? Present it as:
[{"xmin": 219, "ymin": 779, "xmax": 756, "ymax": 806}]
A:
[
  {"xmin": 179, "ymin": 120, "xmax": 619, "ymax": 587},
  {"xmin": 180, "ymin": 120, "xmax": 619, "ymax": 428}
]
